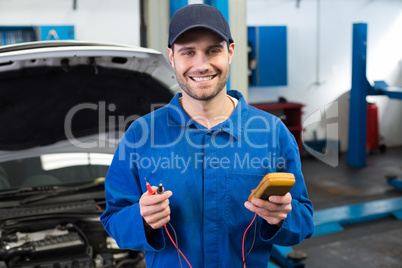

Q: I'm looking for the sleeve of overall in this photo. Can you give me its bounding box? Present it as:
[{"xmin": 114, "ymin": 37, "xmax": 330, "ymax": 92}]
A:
[
  {"xmin": 100, "ymin": 123, "xmax": 165, "ymax": 251},
  {"xmin": 259, "ymin": 120, "xmax": 314, "ymax": 246}
]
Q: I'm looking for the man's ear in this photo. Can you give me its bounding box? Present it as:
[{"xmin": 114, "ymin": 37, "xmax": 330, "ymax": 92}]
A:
[
  {"xmin": 168, "ymin": 47, "xmax": 175, "ymax": 68},
  {"xmin": 228, "ymin": 42, "xmax": 235, "ymax": 64}
]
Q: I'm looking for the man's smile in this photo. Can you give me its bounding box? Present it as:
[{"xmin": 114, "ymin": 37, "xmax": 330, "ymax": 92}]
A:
[{"xmin": 189, "ymin": 74, "xmax": 218, "ymax": 82}]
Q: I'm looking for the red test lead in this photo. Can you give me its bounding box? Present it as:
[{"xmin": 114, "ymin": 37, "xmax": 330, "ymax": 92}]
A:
[
  {"xmin": 149, "ymin": 179, "xmax": 192, "ymax": 268},
  {"xmin": 143, "ymin": 179, "xmax": 192, "ymax": 268},
  {"xmin": 144, "ymin": 178, "xmax": 155, "ymax": 195}
]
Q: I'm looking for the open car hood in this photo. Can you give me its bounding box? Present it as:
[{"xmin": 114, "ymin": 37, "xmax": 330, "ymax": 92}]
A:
[
  {"xmin": 0, "ymin": 41, "xmax": 179, "ymax": 154},
  {"xmin": 0, "ymin": 41, "xmax": 173, "ymax": 267}
]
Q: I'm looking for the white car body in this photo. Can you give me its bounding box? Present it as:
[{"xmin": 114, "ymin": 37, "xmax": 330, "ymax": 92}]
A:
[{"xmin": 0, "ymin": 40, "xmax": 179, "ymax": 267}]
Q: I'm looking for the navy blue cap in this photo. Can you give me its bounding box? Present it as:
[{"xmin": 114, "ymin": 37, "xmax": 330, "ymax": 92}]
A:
[{"xmin": 168, "ymin": 4, "xmax": 234, "ymax": 48}]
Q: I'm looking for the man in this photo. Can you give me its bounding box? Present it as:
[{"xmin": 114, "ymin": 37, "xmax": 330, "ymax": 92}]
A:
[{"xmin": 101, "ymin": 4, "xmax": 314, "ymax": 267}]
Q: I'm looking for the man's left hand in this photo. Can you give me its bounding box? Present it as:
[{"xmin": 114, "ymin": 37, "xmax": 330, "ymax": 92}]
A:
[{"xmin": 244, "ymin": 192, "xmax": 292, "ymax": 227}]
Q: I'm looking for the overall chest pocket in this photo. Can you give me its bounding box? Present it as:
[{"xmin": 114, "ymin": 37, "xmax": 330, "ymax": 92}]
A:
[{"xmin": 224, "ymin": 173, "xmax": 265, "ymax": 230}]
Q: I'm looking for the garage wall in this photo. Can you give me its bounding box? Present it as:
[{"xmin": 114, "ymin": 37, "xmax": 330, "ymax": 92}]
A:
[
  {"xmin": 1, "ymin": 0, "xmax": 401, "ymax": 150},
  {"xmin": 0, "ymin": 0, "xmax": 141, "ymax": 46},
  {"xmin": 247, "ymin": 0, "xmax": 402, "ymax": 150}
]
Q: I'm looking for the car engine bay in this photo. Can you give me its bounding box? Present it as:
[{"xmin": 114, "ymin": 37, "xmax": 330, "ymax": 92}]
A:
[
  {"xmin": 0, "ymin": 155, "xmax": 145, "ymax": 268},
  {"xmin": 0, "ymin": 192, "xmax": 145, "ymax": 268}
]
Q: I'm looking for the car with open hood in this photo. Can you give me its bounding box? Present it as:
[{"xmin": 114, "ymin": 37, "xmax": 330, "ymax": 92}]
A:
[{"xmin": 0, "ymin": 40, "xmax": 179, "ymax": 267}]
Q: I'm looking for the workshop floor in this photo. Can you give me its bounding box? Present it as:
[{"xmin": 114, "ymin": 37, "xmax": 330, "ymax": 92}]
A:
[{"xmin": 292, "ymin": 146, "xmax": 402, "ymax": 268}]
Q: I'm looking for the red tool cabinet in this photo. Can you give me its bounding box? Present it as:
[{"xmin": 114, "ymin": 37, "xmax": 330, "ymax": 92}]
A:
[
  {"xmin": 250, "ymin": 102, "xmax": 304, "ymax": 155},
  {"xmin": 366, "ymin": 103, "xmax": 379, "ymax": 150}
]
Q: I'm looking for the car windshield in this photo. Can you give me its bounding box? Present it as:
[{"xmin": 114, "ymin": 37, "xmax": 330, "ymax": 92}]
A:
[{"xmin": 0, "ymin": 152, "xmax": 113, "ymax": 190}]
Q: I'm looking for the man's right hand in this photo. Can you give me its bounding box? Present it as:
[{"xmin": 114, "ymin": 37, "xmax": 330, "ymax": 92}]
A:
[{"xmin": 139, "ymin": 186, "xmax": 173, "ymax": 230}]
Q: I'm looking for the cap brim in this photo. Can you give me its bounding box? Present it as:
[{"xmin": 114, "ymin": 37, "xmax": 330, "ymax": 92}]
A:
[{"xmin": 168, "ymin": 25, "xmax": 231, "ymax": 48}]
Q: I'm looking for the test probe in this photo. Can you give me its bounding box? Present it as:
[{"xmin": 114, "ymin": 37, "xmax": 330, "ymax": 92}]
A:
[
  {"xmin": 144, "ymin": 178, "xmax": 192, "ymax": 268},
  {"xmin": 144, "ymin": 172, "xmax": 295, "ymax": 268}
]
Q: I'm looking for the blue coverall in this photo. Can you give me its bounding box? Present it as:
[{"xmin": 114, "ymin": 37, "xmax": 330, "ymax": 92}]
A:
[{"xmin": 101, "ymin": 90, "xmax": 314, "ymax": 267}]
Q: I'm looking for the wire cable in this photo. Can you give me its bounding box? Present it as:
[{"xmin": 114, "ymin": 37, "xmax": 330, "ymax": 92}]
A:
[
  {"xmin": 144, "ymin": 179, "xmax": 191, "ymax": 268},
  {"xmin": 242, "ymin": 213, "xmax": 257, "ymax": 268},
  {"xmin": 164, "ymin": 223, "xmax": 192, "ymax": 268},
  {"xmin": 244, "ymin": 215, "xmax": 258, "ymax": 263},
  {"xmin": 166, "ymin": 222, "xmax": 183, "ymax": 268}
]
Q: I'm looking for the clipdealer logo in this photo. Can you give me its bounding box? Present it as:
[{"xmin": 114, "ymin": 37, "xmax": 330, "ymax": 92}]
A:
[
  {"xmin": 63, "ymin": 101, "xmax": 283, "ymax": 150},
  {"xmin": 63, "ymin": 100, "xmax": 339, "ymax": 167},
  {"xmin": 302, "ymin": 101, "xmax": 339, "ymax": 167},
  {"xmin": 64, "ymin": 101, "xmax": 143, "ymax": 148}
]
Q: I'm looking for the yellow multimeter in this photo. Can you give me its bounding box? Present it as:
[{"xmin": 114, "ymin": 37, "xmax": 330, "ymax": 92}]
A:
[{"xmin": 248, "ymin": 172, "xmax": 295, "ymax": 202}]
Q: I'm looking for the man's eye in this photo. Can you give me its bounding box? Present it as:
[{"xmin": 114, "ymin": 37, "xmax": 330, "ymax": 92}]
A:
[
  {"xmin": 182, "ymin": 51, "xmax": 194, "ymax": 56},
  {"xmin": 209, "ymin": 49, "xmax": 220, "ymax": 54}
]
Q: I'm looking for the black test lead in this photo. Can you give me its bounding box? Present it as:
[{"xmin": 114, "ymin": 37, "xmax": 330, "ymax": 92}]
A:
[
  {"xmin": 157, "ymin": 180, "xmax": 164, "ymax": 194},
  {"xmin": 143, "ymin": 178, "xmax": 192, "ymax": 268}
]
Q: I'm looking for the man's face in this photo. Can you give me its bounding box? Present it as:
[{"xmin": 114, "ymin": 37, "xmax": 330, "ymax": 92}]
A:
[{"xmin": 168, "ymin": 28, "xmax": 235, "ymax": 101}]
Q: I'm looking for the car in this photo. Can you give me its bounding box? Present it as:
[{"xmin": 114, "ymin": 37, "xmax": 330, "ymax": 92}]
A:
[{"xmin": 0, "ymin": 40, "xmax": 179, "ymax": 267}]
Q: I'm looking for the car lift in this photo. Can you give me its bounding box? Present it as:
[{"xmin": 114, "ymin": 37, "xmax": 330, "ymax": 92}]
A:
[
  {"xmin": 268, "ymin": 23, "xmax": 402, "ymax": 268},
  {"xmin": 347, "ymin": 23, "xmax": 402, "ymax": 167},
  {"xmin": 269, "ymin": 196, "xmax": 402, "ymax": 268},
  {"xmin": 388, "ymin": 178, "xmax": 402, "ymax": 192}
]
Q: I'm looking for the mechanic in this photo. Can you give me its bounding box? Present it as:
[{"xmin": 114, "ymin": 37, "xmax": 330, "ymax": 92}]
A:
[{"xmin": 101, "ymin": 4, "xmax": 314, "ymax": 267}]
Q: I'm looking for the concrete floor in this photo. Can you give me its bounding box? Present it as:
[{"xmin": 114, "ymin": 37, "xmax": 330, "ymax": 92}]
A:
[{"xmin": 291, "ymin": 146, "xmax": 402, "ymax": 268}]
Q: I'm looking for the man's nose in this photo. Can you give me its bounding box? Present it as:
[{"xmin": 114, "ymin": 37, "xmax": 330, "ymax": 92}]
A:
[{"xmin": 192, "ymin": 53, "xmax": 210, "ymax": 73}]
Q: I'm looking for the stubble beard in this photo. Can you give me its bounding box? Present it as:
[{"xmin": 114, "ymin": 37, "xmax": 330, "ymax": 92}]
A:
[{"xmin": 175, "ymin": 68, "xmax": 229, "ymax": 101}]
